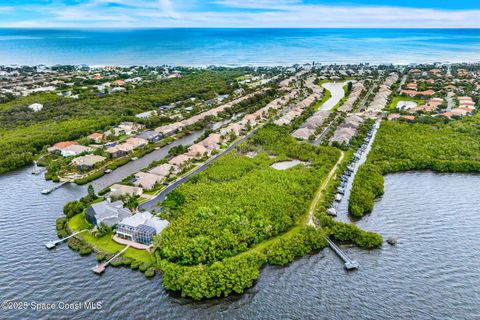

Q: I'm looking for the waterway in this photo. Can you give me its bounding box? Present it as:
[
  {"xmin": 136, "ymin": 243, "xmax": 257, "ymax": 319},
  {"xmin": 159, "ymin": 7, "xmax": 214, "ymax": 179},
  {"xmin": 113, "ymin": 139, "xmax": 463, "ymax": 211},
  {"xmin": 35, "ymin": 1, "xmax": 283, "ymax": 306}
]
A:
[{"xmin": 1, "ymin": 169, "xmax": 480, "ymax": 318}]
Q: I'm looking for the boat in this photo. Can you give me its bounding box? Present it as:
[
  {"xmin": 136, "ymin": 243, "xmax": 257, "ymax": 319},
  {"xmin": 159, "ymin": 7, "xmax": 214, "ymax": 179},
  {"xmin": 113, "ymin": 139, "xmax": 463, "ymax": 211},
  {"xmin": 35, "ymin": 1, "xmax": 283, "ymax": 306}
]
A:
[
  {"xmin": 105, "ymin": 169, "xmax": 112, "ymax": 174},
  {"xmin": 327, "ymin": 208, "xmax": 337, "ymax": 216},
  {"xmin": 387, "ymin": 237, "xmax": 397, "ymax": 245},
  {"xmin": 337, "ymin": 187, "xmax": 345, "ymax": 195},
  {"xmin": 131, "ymin": 157, "xmax": 138, "ymax": 161},
  {"xmin": 347, "ymin": 165, "xmax": 355, "ymax": 172},
  {"xmin": 41, "ymin": 189, "xmax": 50, "ymax": 195},
  {"xmin": 335, "ymin": 194, "xmax": 343, "ymax": 202}
]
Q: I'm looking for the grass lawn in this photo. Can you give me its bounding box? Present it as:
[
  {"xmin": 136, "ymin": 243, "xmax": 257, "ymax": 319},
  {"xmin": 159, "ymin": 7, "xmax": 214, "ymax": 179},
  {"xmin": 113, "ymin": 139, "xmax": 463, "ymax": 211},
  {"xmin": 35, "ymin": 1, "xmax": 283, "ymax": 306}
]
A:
[
  {"xmin": 314, "ymin": 89, "xmax": 331, "ymax": 111},
  {"xmin": 388, "ymin": 96, "xmax": 425, "ymax": 111},
  {"xmin": 68, "ymin": 213, "xmax": 154, "ymax": 263}
]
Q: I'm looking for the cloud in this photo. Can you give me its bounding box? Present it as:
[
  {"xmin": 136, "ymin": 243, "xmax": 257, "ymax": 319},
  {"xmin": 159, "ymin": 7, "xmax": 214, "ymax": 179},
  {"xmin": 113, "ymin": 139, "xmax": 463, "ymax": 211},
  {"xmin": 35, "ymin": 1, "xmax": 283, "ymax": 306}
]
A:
[{"xmin": 2, "ymin": 1, "xmax": 480, "ymax": 28}]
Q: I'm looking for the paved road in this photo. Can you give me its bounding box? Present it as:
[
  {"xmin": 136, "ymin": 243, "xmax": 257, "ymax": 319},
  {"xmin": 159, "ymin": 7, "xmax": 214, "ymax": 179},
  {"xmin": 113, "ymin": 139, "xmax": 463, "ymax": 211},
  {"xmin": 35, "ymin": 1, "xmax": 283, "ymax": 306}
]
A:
[{"xmin": 319, "ymin": 81, "xmax": 348, "ymax": 111}]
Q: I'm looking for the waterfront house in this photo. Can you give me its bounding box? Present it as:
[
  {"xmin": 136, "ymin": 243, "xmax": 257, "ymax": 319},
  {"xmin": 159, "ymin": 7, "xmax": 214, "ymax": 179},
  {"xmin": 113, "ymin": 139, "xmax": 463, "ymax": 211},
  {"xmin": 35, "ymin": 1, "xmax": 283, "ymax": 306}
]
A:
[
  {"xmin": 186, "ymin": 144, "xmax": 209, "ymax": 157},
  {"xmin": 168, "ymin": 154, "xmax": 193, "ymax": 168},
  {"xmin": 59, "ymin": 145, "xmax": 92, "ymax": 157},
  {"xmin": 134, "ymin": 172, "xmax": 164, "ymax": 190},
  {"xmin": 106, "ymin": 143, "xmax": 134, "ymax": 158},
  {"xmin": 116, "ymin": 211, "xmax": 169, "ymax": 245},
  {"xmin": 136, "ymin": 130, "xmax": 161, "ymax": 142},
  {"xmin": 125, "ymin": 137, "xmax": 148, "ymax": 149},
  {"xmin": 199, "ymin": 133, "xmax": 222, "ymax": 150},
  {"xmin": 148, "ymin": 163, "xmax": 176, "ymax": 178},
  {"xmin": 47, "ymin": 141, "xmax": 79, "ymax": 153},
  {"xmin": 110, "ymin": 184, "xmax": 143, "ymax": 198},
  {"xmin": 71, "ymin": 154, "xmax": 106, "ymax": 171},
  {"xmin": 85, "ymin": 200, "xmax": 131, "ymax": 227}
]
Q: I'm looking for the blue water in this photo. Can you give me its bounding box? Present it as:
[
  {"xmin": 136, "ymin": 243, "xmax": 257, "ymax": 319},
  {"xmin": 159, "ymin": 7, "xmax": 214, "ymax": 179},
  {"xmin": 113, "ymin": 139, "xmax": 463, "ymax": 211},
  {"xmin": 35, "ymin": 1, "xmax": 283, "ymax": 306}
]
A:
[{"xmin": 1, "ymin": 28, "xmax": 480, "ymax": 66}]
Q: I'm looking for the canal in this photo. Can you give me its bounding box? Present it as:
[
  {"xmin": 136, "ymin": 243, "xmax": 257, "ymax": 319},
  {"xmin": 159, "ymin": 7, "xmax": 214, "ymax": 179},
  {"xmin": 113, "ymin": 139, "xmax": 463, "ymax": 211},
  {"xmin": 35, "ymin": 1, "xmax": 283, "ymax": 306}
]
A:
[{"xmin": 1, "ymin": 167, "xmax": 479, "ymax": 318}]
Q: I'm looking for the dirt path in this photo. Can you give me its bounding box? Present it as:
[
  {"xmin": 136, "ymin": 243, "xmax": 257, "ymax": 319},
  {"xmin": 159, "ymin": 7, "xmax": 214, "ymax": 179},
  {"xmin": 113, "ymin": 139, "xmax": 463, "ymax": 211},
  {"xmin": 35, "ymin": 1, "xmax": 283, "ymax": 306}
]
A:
[{"xmin": 306, "ymin": 150, "xmax": 345, "ymax": 227}]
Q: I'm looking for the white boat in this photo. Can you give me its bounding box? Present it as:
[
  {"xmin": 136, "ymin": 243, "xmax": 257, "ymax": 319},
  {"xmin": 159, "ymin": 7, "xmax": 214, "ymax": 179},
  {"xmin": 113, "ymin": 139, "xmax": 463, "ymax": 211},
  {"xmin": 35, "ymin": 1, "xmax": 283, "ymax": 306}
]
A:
[
  {"xmin": 327, "ymin": 208, "xmax": 337, "ymax": 216},
  {"xmin": 335, "ymin": 194, "xmax": 343, "ymax": 202},
  {"xmin": 105, "ymin": 169, "xmax": 112, "ymax": 174},
  {"xmin": 131, "ymin": 157, "xmax": 138, "ymax": 161}
]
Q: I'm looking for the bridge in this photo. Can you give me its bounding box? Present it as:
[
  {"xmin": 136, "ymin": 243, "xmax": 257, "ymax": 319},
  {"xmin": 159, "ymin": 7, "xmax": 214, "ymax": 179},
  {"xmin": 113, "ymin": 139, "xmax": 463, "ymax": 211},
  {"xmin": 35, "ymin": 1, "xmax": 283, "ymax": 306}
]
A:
[
  {"xmin": 324, "ymin": 237, "xmax": 359, "ymax": 270},
  {"xmin": 45, "ymin": 230, "xmax": 87, "ymax": 249},
  {"xmin": 92, "ymin": 245, "xmax": 130, "ymax": 274}
]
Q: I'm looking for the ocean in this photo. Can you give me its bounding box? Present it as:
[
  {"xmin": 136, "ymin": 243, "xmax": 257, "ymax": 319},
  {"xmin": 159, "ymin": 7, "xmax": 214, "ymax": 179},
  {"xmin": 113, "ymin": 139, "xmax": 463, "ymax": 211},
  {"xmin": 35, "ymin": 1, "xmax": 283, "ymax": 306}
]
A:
[{"xmin": 1, "ymin": 28, "xmax": 480, "ymax": 66}]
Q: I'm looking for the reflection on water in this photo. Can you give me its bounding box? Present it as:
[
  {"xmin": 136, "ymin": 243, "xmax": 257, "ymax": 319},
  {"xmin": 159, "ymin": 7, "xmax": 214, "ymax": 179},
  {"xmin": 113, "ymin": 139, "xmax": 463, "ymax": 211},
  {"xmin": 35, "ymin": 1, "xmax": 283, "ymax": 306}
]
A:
[{"xmin": 1, "ymin": 168, "xmax": 479, "ymax": 319}]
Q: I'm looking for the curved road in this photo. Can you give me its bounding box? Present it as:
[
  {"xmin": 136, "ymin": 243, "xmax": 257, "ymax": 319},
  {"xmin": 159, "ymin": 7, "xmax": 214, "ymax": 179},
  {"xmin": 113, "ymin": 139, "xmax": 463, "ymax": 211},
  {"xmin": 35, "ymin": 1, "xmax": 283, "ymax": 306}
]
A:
[{"xmin": 319, "ymin": 81, "xmax": 349, "ymax": 111}]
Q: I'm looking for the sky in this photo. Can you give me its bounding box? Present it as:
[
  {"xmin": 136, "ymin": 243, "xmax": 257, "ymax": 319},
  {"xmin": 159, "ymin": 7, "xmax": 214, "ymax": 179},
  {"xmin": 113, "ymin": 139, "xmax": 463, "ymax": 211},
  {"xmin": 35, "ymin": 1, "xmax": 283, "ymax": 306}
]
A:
[{"xmin": 1, "ymin": 0, "xmax": 480, "ymax": 28}]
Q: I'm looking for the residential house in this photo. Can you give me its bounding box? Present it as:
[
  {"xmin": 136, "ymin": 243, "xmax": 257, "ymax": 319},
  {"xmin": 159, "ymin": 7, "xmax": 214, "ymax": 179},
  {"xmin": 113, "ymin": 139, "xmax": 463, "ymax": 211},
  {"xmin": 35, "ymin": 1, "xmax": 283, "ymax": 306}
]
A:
[
  {"xmin": 59, "ymin": 145, "xmax": 92, "ymax": 157},
  {"xmin": 134, "ymin": 172, "xmax": 164, "ymax": 190},
  {"xmin": 106, "ymin": 143, "xmax": 134, "ymax": 158},
  {"xmin": 71, "ymin": 154, "xmax": 106, "ymax": 171},
  {"xmin": 110, "ymin": 184, "xmax": 143, "ymax": 198},
  {"xmin": 148, "ymin": 163, "xmax": 176, "ymax": 178},
  {"xmin": 88, "ymin": 132, "xmax": 103, "ymax": 143},
  {"xmin": 292, "ymin": 128, "xmax": 315, "ymax": 140},
  {"xmin": 116, "ymin": 211, "xmax": 169, "ymax": 245},
  {"xmin": 186, "ymin": 144, "xmax": 208, "ymax": 157},
  {"xmin": 47, "ymin": 141, "xmax": 79, "ymax": 153},
  {"xmin": 85, "ymin": 200, "xmax": 131, "ymax": 227},
  {"xmin": 136, "ymin": 130, "xmax": 161, "ymax": 142},
  {"xmin": 125, "ymin": 137, "xmax": 148, "ymax": 149},
  {"xmin": 168, "ymin": 154, "xmax": 193, "ymax": 168}
]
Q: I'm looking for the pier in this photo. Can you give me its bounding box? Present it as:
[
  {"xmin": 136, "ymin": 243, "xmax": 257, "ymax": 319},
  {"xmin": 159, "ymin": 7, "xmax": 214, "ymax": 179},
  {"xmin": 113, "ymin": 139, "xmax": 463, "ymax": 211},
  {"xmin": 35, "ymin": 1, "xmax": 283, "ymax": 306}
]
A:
[
  {"xmin": 41, "ymin": 181, "xmax": 68, "ymax": 195},
  {"xmin": 324, "ymin": 237, "xmax": 359, "ymax": 270},
  {"xmin": 92, "ymin": 245, "xmax": 130, "ymax": 274},
  {"xmin": 45, "ymin": 230, "xmax": 87, "ymax": 249}
]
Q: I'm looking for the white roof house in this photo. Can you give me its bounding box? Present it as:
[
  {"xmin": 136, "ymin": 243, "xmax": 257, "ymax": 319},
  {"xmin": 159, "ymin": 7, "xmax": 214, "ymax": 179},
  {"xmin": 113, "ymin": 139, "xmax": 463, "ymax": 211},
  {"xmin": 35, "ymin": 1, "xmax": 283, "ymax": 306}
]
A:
[{"xmin": 28, "ymin": 103, "xmax": 43, "ymax": 112}]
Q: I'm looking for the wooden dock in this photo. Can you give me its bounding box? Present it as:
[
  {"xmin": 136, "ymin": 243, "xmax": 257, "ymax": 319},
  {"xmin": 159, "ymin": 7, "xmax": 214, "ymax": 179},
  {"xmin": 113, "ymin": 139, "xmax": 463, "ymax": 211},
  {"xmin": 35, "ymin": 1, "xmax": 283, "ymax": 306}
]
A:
[
  {"xmin": 92, "ymin": 245, "xmax": 130, "ymax": 274},
  {"xmin": 45, "ymin": 230, "xmax": 87, "ymax": 249},
  {"xmin": 41, "ymin": 181, "xmax": 68, "ymax": 195},
  {"xmin": 324, "ymin": 237, "xmax": 359, "ymax": 270}
]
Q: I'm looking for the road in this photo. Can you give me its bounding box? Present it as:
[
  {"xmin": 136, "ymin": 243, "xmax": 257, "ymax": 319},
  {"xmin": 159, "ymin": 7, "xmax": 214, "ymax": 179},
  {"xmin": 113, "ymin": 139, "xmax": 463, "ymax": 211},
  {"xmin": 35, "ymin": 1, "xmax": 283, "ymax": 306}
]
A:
[
  {"xmin": 138, "ymin": 120, "xmax": 272, "ymax": 212},
  {"xmin": 319, "ymin": 81, "xmax": 349, "ymax": 111}
]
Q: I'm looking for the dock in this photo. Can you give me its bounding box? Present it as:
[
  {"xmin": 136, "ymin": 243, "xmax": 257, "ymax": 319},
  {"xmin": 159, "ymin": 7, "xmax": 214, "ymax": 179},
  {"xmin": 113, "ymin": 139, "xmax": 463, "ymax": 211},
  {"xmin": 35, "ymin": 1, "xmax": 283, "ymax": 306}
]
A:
[
  {"xmin": 92, "ymin": 245, "xmax": 130, "ymax": 274},
  {"xmin": 324, "ymin": 237, "xmax": 359, "ymax": 270},
  {"xmin": 41, "ymin": 181, "xmax": 68, "ymax": 195},
  {"xmin": 45, "ymin": 230, "xmax": 86, "ymax": 249}
]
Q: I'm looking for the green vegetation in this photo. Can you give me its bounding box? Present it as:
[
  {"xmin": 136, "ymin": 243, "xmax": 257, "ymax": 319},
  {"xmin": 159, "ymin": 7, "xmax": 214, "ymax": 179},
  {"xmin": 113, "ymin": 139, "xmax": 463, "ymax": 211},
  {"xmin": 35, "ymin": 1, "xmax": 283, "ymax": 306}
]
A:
[
  {"xmin": 349, "ymin": 116, "xmax": 480, "ymax": 217},
  {"xmin": 154, "ymin": 125, "xmax": 341, "ymax": 299},
  {"xmin": 314, "ymin": 88, "xmax": 331, "ymax": 111},
  {"xmin": 0, "ymin": 70, "xmax": 244, "ymax": 174},
  {"xmin": 319, "ymin": 214, "xmax": 383, "ymax": 249},
  {"xmin": 387, "ymin": 96, "xmax": 425, "ymax": 111},
  {"xmin": 156, "ymin": 125, "xmax": 340, "ymax": 266}
]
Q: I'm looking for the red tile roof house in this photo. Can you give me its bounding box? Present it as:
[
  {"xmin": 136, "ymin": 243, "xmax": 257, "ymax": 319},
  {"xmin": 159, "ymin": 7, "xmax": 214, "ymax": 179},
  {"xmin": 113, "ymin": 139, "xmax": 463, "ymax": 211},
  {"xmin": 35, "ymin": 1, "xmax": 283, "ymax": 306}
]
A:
[
  {"xmin": 47, "ymin": 141, "xmax": 79, "ymax": 153},
  {"xmin": 400, "ymin": 89, "xmax": 435, "ymax": 97},
  {"xmin": 88, "ymin": 133, "xmax": 104, "ymax": 143}
]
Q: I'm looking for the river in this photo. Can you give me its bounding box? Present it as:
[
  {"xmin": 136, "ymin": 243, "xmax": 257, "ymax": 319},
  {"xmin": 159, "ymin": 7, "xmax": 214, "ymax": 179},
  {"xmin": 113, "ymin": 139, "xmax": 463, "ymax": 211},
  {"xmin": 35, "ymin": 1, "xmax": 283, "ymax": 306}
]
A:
[{"xmin": 1, "ymin": 166, "xmax": 479, "ymax": 318}]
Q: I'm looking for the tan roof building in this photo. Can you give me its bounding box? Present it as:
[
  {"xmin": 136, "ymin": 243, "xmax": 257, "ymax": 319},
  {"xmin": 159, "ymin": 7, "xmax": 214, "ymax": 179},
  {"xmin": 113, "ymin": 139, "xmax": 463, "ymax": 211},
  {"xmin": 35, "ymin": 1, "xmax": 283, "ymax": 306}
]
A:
[
  {"xmin": 110, "ymin": 184, "xmax": 143, "ymax": 198},
  {"xmin": 168, "ymin": 154, "xmax": 193, "ymax": 168},
  {"xmin": 134, "ymin": 172, "xmax": 164, "ymax": 190}
]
